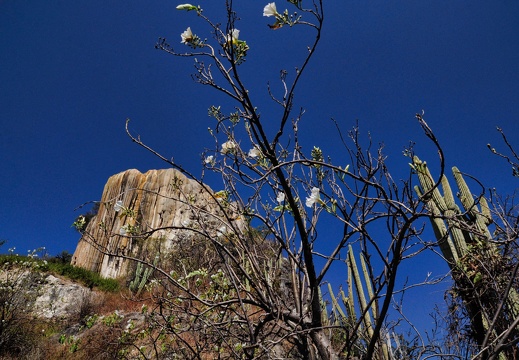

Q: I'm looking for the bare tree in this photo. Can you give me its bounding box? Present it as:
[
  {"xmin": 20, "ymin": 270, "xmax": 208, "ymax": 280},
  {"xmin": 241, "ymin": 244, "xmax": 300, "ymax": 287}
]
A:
[{"xmin": 74, "ymin": 1, "xmax": 489, "ymax": 359}]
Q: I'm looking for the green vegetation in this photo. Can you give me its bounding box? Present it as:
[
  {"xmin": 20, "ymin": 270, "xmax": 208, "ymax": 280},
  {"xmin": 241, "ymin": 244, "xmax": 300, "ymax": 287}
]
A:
[
  {"xmin": 0, "ymin": 253, "xmax": 119, "ymax": 292},
  {"xmin": 46, "ymin": 262, "xmax": 120, "ymax": 292}
]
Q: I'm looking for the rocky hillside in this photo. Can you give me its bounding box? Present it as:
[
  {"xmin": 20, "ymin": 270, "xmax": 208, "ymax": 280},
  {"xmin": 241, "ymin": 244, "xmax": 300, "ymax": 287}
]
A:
[{"xmin": 0, "ymin": 262, "xmax": 152, "ymax": 359}]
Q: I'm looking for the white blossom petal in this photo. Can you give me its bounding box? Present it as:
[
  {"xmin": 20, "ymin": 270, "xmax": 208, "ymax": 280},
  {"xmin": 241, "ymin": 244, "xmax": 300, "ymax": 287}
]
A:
[
  {"xmin": 226, "ymin": 29, "xmax": 240, "ymax": 44},
  {"xmin": 305, "ymin": 187, "xmax": 321, "ymax": 207},
  {"xmin": 276, "ymin": 192, "xmax": 285, "ymax": 204},
  {"xmin": 114, "ymin": 200, "xmax": 124, "ymax": 212},
  {"xmin": 248, "ymin": 147, "xmax": 260, "ymax": 158},
  {"xmin": 263, "ymin": 3, "xmax": 278, "ymax": 17},
  {"xmin": 180, "ymin": 27, "xmax": 193, "ymax": 44}
]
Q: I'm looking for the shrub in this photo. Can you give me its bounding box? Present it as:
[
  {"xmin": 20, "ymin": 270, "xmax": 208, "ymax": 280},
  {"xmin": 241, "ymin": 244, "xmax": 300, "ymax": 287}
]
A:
[{"xmin": 45, "ymin": 262, "xmax": 119, "ymax": 292}]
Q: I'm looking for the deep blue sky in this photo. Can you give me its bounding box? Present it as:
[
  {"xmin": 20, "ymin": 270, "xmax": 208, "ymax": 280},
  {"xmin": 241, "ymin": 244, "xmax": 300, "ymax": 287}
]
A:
[{"xmin": 1, "ymin": 0, "xmax": 518, "ymax": 338}]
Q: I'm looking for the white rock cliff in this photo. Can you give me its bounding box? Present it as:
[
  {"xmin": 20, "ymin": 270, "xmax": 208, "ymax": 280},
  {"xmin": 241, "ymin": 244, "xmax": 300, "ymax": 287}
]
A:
[{"xmin": 71, "ymin": 168, "xmax": 237, "ymax": 279}]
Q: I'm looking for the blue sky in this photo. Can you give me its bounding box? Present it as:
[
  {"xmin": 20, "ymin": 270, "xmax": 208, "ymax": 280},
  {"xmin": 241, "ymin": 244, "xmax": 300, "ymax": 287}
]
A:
[
  {"xmin": 1, "ymin": 1, "xmax": 518, "ymax": 328},
  {"xmin": 3, "ymin": 0, "xmax": 516, "ymax": 254}
]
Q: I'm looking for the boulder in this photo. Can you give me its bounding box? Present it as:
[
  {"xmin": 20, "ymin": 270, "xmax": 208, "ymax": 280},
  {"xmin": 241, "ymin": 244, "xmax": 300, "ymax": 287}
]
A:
[{"xmin": 33, "ymin": 274, "xmax": 95, "ymax": 320}]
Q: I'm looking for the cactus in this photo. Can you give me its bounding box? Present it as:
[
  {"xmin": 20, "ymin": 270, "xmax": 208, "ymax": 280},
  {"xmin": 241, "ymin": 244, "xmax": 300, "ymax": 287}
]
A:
[
  {"xmin": 129, "ymin": 255, "xmax": 158, "ymax": 296},
  {"xmin": 413, "ymin": 156, "xmax": 519, "ymax": 359},
  {"xmin": 412, "ymin": 156, "xmax": 502, "ymax": 266},
  {"xmin": 322, "ymin": 246, "xmax": 390, "ymax": 359}
]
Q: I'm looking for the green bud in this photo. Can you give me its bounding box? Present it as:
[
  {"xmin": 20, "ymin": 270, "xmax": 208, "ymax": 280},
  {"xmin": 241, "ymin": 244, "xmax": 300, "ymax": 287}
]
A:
[{"xmin": 176, "ymin": 4, "xmax": 197, "ymax": 11}]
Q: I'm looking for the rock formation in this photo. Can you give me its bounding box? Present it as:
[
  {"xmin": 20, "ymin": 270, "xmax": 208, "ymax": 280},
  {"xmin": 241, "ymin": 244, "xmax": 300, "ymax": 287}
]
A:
[
  {"xmin": 72, "ymin": 168, "xmax": 240, "ymax": 279},
  {"xmin": 33, "ymin": 274, "xmax": 97, "ymax": 319}
]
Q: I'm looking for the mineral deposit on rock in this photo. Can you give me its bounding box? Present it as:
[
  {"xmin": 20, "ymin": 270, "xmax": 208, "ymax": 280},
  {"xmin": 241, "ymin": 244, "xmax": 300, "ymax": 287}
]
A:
[{"xmin": 72, "ymin": 169, "xmax": 240, "ymax": 279}]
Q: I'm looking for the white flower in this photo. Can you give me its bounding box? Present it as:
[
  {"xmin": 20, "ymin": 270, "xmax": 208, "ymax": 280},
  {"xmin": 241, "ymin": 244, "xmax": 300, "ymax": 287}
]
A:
[
  {"xmin": 176, "ymin": 4, "xmax": 197, "ymax": 11},
  {"xmin": 276, "ymin": 192, "xmax": 285, "ymax": 204},
  {"xmin": 217, "ymin": 226, "xmax": 227, "ymax": 238},
  {"xmin": 221, "ymin": 140, "xmax": 237, "ymax": 154},
  {"xmin": 226, "ymin": 29, "xmax": 240, "ymax": 44},
  {"xmin": 263, "ymin": 3, "xmax": 279, "ymax": 17},
  {"xmin": 204, "ymin": 155, "xmax": 214, "ymax": 164},
  {"xmin": 119, "ymin": 225, "xmax": 128, "ymax": 236},
  {"xmin": 114, "ymin": 200, "xmax": 124, "ymax": 212},
  {"xmin": 180, "ymin": 27, "xmax": 194, "ymax": 44},
  {"xmin": 305, "ymin": 187, "xmax": 321, "ymax": 208},
  {"xmin": 248, "ymin": 147, "xmax": 260, "ymax": 158}
]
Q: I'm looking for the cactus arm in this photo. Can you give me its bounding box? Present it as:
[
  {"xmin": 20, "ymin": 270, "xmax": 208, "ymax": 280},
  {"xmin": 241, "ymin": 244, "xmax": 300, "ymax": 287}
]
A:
[
  {"xmin": 415, "ymin": 185, "xmax": 459, "ymax": 264},
  {"xmin": 413, "ymin": 156, "xmax": 449, "ymax": 212},
  {"xmin": 360, "ymin": 253, "xmax": 377, "ymax": 320},
  {"xmin": 328, "ymin": 283, "xmax": 347, "ymax": 325},
  {"xmin": 452, "ymin": 167, "xmax": 492, "ymax": 240},
  {"xmin": 360, "ymin": 253, "xmax": 390, "ymax": 359},
  {"xmin": 348, "ymin": 245, "xmax": 373, "ymax": 337},
  {"xmin": 479, "ymin": 196, "xmax": 493, "ymax": 225},
  {"xmin": 441, "ymin": 174, "xmax": 460, "ymax": 212},
  {"xmin": 129, "ymin": 262, "xmax": 143, "ymax": 293},
  {"xmin": 319, "ymin": 287, "xmax": 329, "ymax": 324}
]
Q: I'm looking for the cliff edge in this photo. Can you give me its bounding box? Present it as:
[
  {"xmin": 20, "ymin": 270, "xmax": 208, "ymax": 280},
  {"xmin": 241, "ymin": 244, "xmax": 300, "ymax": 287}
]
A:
[{"xmin": 71, "ymin": 168, "xmax": 230, "ymax": 279}]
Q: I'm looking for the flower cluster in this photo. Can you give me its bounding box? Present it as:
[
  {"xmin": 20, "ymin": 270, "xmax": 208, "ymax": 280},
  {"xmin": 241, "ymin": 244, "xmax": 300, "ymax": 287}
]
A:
[
  {"xmin": 263, "ymin": 2, "xmax": 300, "ymax": 29},
  {"xmin": 214, "ymin": 190, "xmax": 229, "ymax": 202},
  {"xmin": 114, "ymin": 200, "xmax": 139, "ymax": 235},
  {"xmin": 221, "ymin": 140, "xmax": 238, "ymax": 154},
  {"xmin": 226, "ymin": 29, "xmax": 241, "ymax": 46},
  {"xmin": 119, "ymin": 224, "xmax": 138, "ymax": 236},
  {"xmin": 72, "ymin": 215, "xmax": 87, "ymax": 232},
  {"xmin": 311, "ymin": 146, "xmax": 323, "ymax": 162},
  {"xmin": 180, "ymin": 27, "xmax": 204, "ymax": 49},
  {"xmin": 224, "ymin": 29, "xmax": 249, "ymax": 64},
  {"xmin": 204, "ymin": 155, "xmax": 215, "ymax": 165},
  {"xmin": 175, "ymin": 2, "xmax": 306, "ymax": 65},
  {"xmin": 273, "ymin": 191, "xmax": 293, "ymax": 212},
  {"xmin": 115, "ymin": 200, "xmax": 136, "ymax": 218}
]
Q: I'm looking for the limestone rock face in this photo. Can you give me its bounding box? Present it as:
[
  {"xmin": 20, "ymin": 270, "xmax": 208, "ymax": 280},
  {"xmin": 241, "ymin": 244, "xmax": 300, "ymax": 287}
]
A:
[
  {"xmin": 33, "ymin": 274, "xmax": 96, "ymax": 319},
  {"xmin": 71, "ymin": 169, "xmax": 234, "ymax": 279}
]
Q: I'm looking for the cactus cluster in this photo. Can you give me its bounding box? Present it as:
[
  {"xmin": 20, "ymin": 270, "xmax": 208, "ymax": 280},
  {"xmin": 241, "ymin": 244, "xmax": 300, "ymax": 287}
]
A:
[
  {"xmin": 411, "ymin": 156, "xmax": 495, "ymax": 265},
  {"xmin": 412, "ymin": 156, "xmax": 519, "ymax": 359},
  {"xmin": 322, "ymin": 246, "xmax": 390, "ymax": 359},
  {"xmin": 129, "ymin": 255, "xmax": 158, "ymax": 296}
]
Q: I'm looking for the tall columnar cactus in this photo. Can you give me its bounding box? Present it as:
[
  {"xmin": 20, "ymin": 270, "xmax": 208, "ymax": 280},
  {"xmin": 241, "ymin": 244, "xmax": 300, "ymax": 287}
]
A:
[
  {"xmin": 412, "ymin": 156, "xmax": 519, "ymax": 359},
  {"xmin": 323, "ymin": 246, "xmax": 390, "ymax": 359},
  {"xmin": 129, "ymin": 255, "xmax": 158, "ymax": 296}
]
